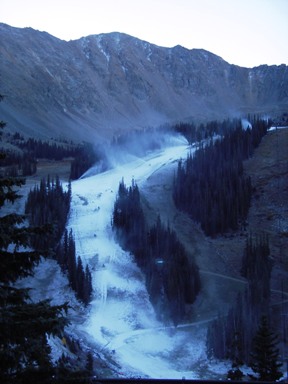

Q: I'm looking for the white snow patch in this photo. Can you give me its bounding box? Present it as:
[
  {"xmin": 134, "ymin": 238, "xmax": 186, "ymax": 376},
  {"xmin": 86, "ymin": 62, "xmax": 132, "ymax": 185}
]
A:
[
  {"xmin": 96, "ymin": 36, "xmax": 110, "ymax": 62},
  {"xmin": 15, "ymin": 138, "xmax": 230, "ymax": 379},
  {"xmin": 66, "ymin": 140, "xmax": 218, "ymax": 378},
  {"xmin": 268, "ymin": 125, "xmax": 288, "ymax": 131},
  {"xmin": 241, "ymin": 118, "xmax": 252, "ymax": 130}
]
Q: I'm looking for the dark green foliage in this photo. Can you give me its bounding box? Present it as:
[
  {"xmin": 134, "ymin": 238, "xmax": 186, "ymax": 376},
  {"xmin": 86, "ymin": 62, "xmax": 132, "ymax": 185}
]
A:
[
  {"xmin": 0, "ymin": 297, "xmax": 68, "ymax": 369},
  {"xmin": 146, "ymin": 217, "xmax": 201, "ymax": 324},
  {"xmin": 112, "ymin": 180, "xmax": 200, "ymax": 324},
  {"xmin": 173, "ymin": 118, "xmax": 270, "ymax": 236},
  {"xmin": 174, "ymin": 119, "xmax": 220, "ymax": 145},
  {"xmin": 241, "ymin": 233, "xmax": 272, "ymax": 310},
  {"xmin": 0, "ymin": 176, "xmax": 25, "ymax": 206},
  {"xmin": 226, "ymin": 331, "xmax": 244, "ymax": 381},
  {"xmin": 16, "ymin": 136, "xmax": 79, "ymax": 161},
  {"xmin": 174, "ymin": 122, "xmax": 198, "ymax": 145},
  {"xmin": 227, "ymin": 367, "xmax": 244, "ymax": 381},
  {"xmin": 25, "ymin": 176, "xmax": 71, "ymax": 249},
  {"xmin": 206, "ymin": 314, "xmax": 227, "ymax": 360},
  {"xmin": 85, "ymin": 351, "xmax": 94, "ymax": 374},
  {"xmin": 70, "ymin": 143, "xmax": 104, "ymax": 180},
  {"xmin": 0, "ymin": 150, "xmax": 37, "ymax": 177},
  {"xmin": 5, "ymin": 132, "xmax": 105, "ymax": 180},
  {"xmin": 55, "ymin": 352, "xmax": 93, "ymax": 383},
  {"xmin": 206, "ymin": 235, "xmax": 273, "ymax": 365},
  {"xmin": 56, "ymin": 229, "xmax": 93, "ymax": 305},
  {"xmin": 249, "ymin": 316, "xmax": 283, "ymax": 382},
  {"xmin": 113, "ymin": 178, "xmax": 146, "ymax": 266},
  {"xmin": 0, "ymin": 96, "xmax": 69, "ymax": 381}
]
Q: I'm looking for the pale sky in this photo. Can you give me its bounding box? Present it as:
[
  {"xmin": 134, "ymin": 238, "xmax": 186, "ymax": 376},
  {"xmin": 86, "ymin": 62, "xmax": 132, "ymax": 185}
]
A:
[{"xmin": 1, "ymin": 0, "xmax": 287, "ymax": 68}]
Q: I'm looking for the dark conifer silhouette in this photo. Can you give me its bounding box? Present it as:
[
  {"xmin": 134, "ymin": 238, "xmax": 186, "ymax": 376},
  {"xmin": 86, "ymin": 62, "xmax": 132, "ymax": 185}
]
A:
[
  {"xmin": 3, "ymin": 132, "xmax": 105, "ymax": 180},
  {"xmin": 226, "ymin": 331, "xmax": 244, "ymax": 381},
  {"xmin": 85, "ymin": 351, "xmax": 94, "ymax": 374},
  {"xmin": 0, "ymin": 95, "xmax": 69, "ymax": 381},
  {"xmin": 113, "ymin": 179, "xmax": 200, "ymax": 324},
  {"xmin": 56, "ymin": 229, "xmax": 93, "ymax": 305},
  {"xmin": 206, "ymin": 234, "xmax": 274, "ymax": 364},
  {"xmin": 25, "ymin": 175, "xmax": 92, "ymax": 305},
  {"xmin": 249, "ymin": 316, "xmax": 283, "ymax": 382},
  {"xmin": 25, "ymin": 176, "xmax": 71, "ymax": 249},
  {"xmin": 173, "ymin": 118, "xmax": 270, "ymax": 236}
]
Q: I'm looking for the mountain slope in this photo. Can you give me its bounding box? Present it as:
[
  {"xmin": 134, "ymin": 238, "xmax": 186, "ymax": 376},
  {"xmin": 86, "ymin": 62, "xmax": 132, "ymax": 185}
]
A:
[{"xmin": 0, "ymin": 23, "xmax": 287, "ymax": 141}]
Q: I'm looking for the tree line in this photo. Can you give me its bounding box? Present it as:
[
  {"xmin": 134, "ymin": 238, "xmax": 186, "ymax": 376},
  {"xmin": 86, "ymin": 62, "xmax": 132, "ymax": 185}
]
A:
[
  {"xmin": 0, "ymin": 149, "xmax": 37, "ymax": 177},
  {"xmin": 0, "ymin": 96, "xmax": 71, "ymax": 382},
  {"xmin": 112, "ymin": 179, "xmax": 201, "ymax": 325},
  {"xmin": 174, "ymin": 115, "xmax": 272, "ymax": 146},
  {"xmin": 1, "ymin": 132, "xmax": 105, "ymax": 179},
  {"xmin": 25, "ymin": 176, "xmax": 71, "ymax": 249},
  {"xmin": 25, "ymin": 176, "xmax": 92, "ymax": 305},
  {"xmin": 173, "ymin": 117, "xmax": 270, "ymax": 236},
  {"xmin": 56, "ymin": 229, "xmax": 92, "ymax": 306},
  {"xmin": 206, "ymin": 234, "xmax": 283, "ymax": 381}
]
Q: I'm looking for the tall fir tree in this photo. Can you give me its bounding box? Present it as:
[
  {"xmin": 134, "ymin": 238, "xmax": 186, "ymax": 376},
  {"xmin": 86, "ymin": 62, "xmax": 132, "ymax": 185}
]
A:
[
  {"xmin": 0, "ymin": 96, "xmax": 69, "ymax": 382},
  {"xmin": 249, "ymin": 316, "xmax": 283, "ymax": 382}
]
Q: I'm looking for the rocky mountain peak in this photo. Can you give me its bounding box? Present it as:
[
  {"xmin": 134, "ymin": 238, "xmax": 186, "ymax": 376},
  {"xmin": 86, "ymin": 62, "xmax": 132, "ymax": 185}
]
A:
[{"xmin": 0, "ymin": 23, "xmax": 287, "ymax": 141}]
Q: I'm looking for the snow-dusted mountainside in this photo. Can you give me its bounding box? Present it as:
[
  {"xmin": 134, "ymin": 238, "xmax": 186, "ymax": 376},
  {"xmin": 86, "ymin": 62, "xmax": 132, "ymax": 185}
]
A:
[
  {"xmin": 15, "ymin": 131, "xmax": 263, "ymax": 379},
  {"xmin": 13, "ymin": 128, "xmax": 288, "ymax": 379},
  {"xmin": 15, "ymin": 137, "xmax": 236, "ymax": 379},
  {"xmin": 0, "ymin": 23, "xmax": 287, "ymax": 141}
]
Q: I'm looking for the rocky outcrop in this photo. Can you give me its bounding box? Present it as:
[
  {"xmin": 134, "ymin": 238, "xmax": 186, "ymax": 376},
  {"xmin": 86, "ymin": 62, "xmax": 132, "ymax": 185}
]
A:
[{"xmin": 0, "ymin": 23, "xmax": 287, "ymax": 141}]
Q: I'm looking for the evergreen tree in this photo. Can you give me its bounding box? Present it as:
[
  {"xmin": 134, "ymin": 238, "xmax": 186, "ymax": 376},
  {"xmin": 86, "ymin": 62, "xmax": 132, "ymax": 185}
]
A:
[
  {"xmin": 226, "ymin": 331, "xmax": 244, "ymax": 381},
  {"xmin": 113, "ymin": 180, "xmax": 200, "ymax": 324},
  {"xmin": 206, "ymin": 234, "xmax": 273, "ymax": 364},
  {"xmin": 249, "ymin": 316, "xmax": 283, "ymax": 382},
  {"xmin": 25, "ymin": 176, "xmax": 71, "ymax": 249},
  {"xmin": 67, "ymin": 229, "xmax": 77, "ymax": 290},
  {"xmin": 0, "ymin": 96, "xmax": 69, "ymax": 382},
  {"xmin": 56, "ymin": 229, "xmax": 93, "ymax": 305},
  {"xmin": 173, "ymin": 118, "xmax": 269, "ymax": 236},
  {"xmin": 84, "ymin": 264, "xmax": 93, "ymax": 305},
  {"xmin": 241, "ymin": 233, "xmax": 272, "ymax": 312},
  {"xmin": 85, "ymin": 351, "xmax": 94, "ymax": 374}
]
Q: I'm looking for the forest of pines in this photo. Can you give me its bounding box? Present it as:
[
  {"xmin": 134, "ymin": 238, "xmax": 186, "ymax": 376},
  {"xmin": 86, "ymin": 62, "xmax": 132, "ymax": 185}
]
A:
[
  {"xmin": 25, "ymin": 177, "xmax": 92, "ymax": 305},
  {"xmin": 112, "ymin": 179, "xmax": 201, "ymax": 325},
  {"xmin": 173, "ymin": 117, "xmax": 270, "ymax": 236}
]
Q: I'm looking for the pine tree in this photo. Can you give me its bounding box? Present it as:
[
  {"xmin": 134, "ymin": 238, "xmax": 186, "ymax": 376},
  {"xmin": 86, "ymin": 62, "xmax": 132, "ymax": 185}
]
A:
[
  {"xmin": 173, "ymin": 118, "xmax": 268, "ymax": 236},
  {"xmin": 0, "ymin": 96, "xmax": 69, "ymax": 382},
  {"xmin": 56, "ymin": 229, "xmax": 93, "ymax": 305},
  {"xmin": 113, "ymin": 180, "xmax": 200, "ymax": 324},
  {"xmin": 249, "ymin": 316, "xmax": 283, "ymax": 382},
  {"xmin": 76, "ymin": 256, "xmax": 85, "ymax": 301},
  {"xmin": 226, "ymin": 331, "xmax": 244, "ymax": 381},
  {"xmin": 84, "ymin": 264, "xmax": 93, "ymax": 305},
  {"xmin": 85, "ymin": 351, "xmax": 94, "ymax": 374}
]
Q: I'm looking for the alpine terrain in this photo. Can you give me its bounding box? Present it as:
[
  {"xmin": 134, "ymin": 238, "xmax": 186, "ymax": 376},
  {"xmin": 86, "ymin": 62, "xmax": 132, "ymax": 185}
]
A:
[
  {"xmin": 0, "ymin": 22, "xmax": 288, "ymax": 382},
  {"xmin": 0, "ymin": 23, "xmax": 287, "ymax": 141}
]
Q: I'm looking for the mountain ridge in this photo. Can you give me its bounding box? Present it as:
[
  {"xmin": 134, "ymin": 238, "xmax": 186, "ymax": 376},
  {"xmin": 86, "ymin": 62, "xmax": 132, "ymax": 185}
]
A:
[{"xmin": 0, "ymin": 23, "xmax": 287, "ymax": 141}]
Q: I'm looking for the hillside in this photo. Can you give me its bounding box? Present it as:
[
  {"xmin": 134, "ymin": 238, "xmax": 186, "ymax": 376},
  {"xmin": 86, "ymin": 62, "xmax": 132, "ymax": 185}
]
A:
[
  {"xmin": 140, "ymin": 128, "xmax": 288, "ymax": 318},
  {"xmin": 11, "ymin": 126, "xmax": 287, "ymax": 322},
  {"xmin": 8, "ymin": 126, "xmax": 287, "ymax": 380},
  {"xmin": 0, "ymin": 23, "xmax": 287, "ymax": 141}
]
